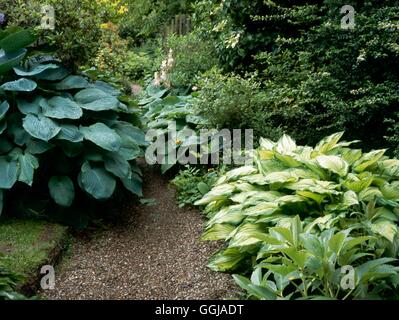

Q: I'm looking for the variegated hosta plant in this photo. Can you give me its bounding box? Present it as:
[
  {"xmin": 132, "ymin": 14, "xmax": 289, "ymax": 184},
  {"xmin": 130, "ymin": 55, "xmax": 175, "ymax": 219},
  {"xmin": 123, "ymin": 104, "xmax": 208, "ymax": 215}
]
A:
[
  {"xmin": 195, "ymin": 132, "xmax": 399, "ymax": 299},
  {"xmin": 0, "ymin": 28, "xmax": 147, "ymax": 216}
]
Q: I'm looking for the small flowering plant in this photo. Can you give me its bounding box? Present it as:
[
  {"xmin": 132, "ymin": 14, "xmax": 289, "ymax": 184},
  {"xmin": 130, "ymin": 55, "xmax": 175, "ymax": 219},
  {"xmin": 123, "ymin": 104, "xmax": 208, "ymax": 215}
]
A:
[{"xmin": 153, "ymin": 49, "xmax": 174, "ymax": 88}]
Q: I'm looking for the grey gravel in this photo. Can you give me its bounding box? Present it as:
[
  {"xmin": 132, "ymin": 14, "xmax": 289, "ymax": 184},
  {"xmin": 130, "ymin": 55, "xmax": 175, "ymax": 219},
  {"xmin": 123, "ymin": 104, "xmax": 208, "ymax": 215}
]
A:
[{"xmin": 40, "ymin": 165, "xmax": 238, "ymax": 300}]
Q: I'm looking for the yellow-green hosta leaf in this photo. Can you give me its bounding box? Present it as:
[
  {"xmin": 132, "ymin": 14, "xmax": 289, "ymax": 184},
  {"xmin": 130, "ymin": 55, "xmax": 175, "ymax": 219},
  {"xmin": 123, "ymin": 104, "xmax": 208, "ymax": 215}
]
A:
[
  {"xmin": 264, "ymin": 171, "xmax": 298, "ymax": 184},
  {"xmin": 274, "ymin": 152, "xmax": 302, "ymax": 168},
  {"xmin": 207, "ymin": 247, "xmax": 245, "ymax": 272},
  {"xmin": 194, "ymin": 183, "xmax": 236, "ymax": 205},
  {"xmin": 243, "ymin": 202, "xmax": 279, "ymax": 217},
  {"xmin": 239, "ymin": 174, "xmax": 268, "ymax": 185},
  {"xmin": 381, "ymin": 182, "xmax": 399, "ymax": 201},
  {"xmin": 207, "ymin": 205, "xmax": 245, "ymax": 226},
  {"xmin": 314, "ymin": 132, "xmax": 345, "ymax": 154},
  {"xmin": 285, "ymin": 179, "xmax": 340, "ymax": 195},
  {"xmin": 375, "ymin": 207, "xmax": 398, "ymax": 222},
  {"xmin": 201, "ymin": 223, "xmax": 236, "ymax": 241},
  {"xmin": 259, "ymin": 137, "xmax": 275, "ymax": 151},
  {"xmin": 353, "ymin": 149, "xmax": 386, "ymax": 173},
  {"xmin": 343, "ymin": 174, "xmax": 373, "ymax": 193},
  {"xmin": 235, "ymin": 182, "xmax": 260, "ymax": 192},
  {"xmin": 378, "ymin": 159, "xmax": 399, "ymax": 177},
  {"xmin": 359, "ymin": 187, "xmax": 383, "ymax": 201},
  {"xmin": 224, "ymin": 166, "xmax": 258, "ymax": 182},
  {"xmin": 304, "ymin": 214, "xmax": 335, "ymax": 233},
  {"xmin": 370, "ymin": 219, "xmax": 398, "ymax": 243},
  {"xmin": 315, "ymin": 155, "xmax": 349, "ymax": 176},
  {"xmin": 341, "ymin": 148, "xmax": 363, "ymax": 165},
  {"xmin": 244, "ymin": 191, "xmax": 283, "ymax": 206},
  {"xmin": 229, "ymin": 223, "xmax": 271, "ymax": 247},
  {"xmin": 342, "ymin": 190, "xmax": 359, "ymax": 207},
  {"xmin": 276, "ymin": 134, "xmax": 297, "ymax": 155},
  {"xmin": 296, "ymin": 190, "xmax": 326, "ymax": 205}
]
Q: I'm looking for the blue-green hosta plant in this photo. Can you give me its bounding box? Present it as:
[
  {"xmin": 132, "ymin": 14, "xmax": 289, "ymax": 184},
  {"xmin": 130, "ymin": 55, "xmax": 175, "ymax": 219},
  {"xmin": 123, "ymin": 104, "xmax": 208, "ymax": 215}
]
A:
[
  {"xmin": 195, "ymin": 132, "xmax": 399, "ymax": 299},
  {"xmin": 0, "ymin": 28, "xmax": 147, "ymax": 215},
  {"xmin": 139, "ymin": 84, "xmax": 212, "ymax": 173}
]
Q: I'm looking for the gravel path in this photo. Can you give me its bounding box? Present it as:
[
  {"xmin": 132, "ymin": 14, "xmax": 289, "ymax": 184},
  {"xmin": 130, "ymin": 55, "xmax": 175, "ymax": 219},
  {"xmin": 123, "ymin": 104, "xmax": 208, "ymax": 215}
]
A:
[{"xmin": 40, "ymin": 165, "xmax": 237, "ymax": 300}]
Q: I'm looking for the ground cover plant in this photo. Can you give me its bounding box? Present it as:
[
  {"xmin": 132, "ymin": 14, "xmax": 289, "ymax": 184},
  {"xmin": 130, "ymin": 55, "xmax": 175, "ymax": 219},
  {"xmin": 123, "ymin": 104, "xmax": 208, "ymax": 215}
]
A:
[{"xmin": 195, "ymin": 132, "xmax": 399, "ymax": 299}]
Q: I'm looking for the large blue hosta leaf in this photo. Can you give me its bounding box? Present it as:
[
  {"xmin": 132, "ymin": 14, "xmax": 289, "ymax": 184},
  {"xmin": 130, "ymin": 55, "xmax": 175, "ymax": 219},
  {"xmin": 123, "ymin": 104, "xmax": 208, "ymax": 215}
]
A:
[
  {"xmin": 78, "ymin": 162, "xmax": 116, "ymax": 200},
  {"xmin": 1, "ymin": 78, "xmax": 37, "ymax": 92},
  {"xmin": 17, "ymin": 97, "xmax": 42, "ymax": 115},
  {"xmin": 74, "ymin": 88, "xmax": 119, "ymax": 111},
  {"xmin": 13, "ymin": 63, "xmax": 58, "ymax": 76},
  {"xmin": 0, "ymin": 101, "xmax": 9, "ymax": 120},
  {"xmin": 55, "ymin": 124, "xmax": 84, "ymax": 143},
  {"xmin": 0, "ymin": 121, "xmax": 6, "ymax": 135},
  {"xmin": 80, "ymin": 123, "xmax": 121, "ymax": 152},
  {"xmin": 104, "ymin": 153, "xmax": 131, "ymax": 179},
  {"xmin": 23, "ymin": 114, "xmax": 61, "ymax": 142},
  {"xmin": 121, "ymin": 172, "xmax": 143, "ymax": 197},
  {"xmin": 0, "ymin": 158, "xmax": 18, "ymax": 189},
  {"xmin": 91, "ymin": 81, "xmax": 120, "ymax": 96},
  {"xmin": 33, "ymin": 66, "xmax": 70, "ymax": 81},
  {"xmin": 40, "ymin": 96, "xmax": 83, "ymax": 120},
  {"xmin": 18, "ymin": 152, "xmax": 39, "ymax": 186},
  {"xmin": 48, "ymin": 176, "xmax": 75, "ymax": 207},
  {"xmin": 55, "ymin": 75, "xmax": 89, "ymax": 90},
  {"xmin": 0, "ymin": 189, "xmax": 3, "ymax": 215}
]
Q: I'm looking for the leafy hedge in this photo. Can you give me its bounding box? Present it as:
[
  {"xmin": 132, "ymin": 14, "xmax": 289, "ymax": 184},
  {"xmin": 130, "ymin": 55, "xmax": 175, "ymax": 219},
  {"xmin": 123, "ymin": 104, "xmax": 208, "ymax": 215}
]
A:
[
  {"xmin": 192, "ymin": 0, "xmax": 399, "ymax": 154},
  {"xmin": 0, "ymin": 28, "xmax": 146, "ymax": 216},
  {"xmin": 196, "ymin": 132, "xmax": 399, "ymax": 299}
]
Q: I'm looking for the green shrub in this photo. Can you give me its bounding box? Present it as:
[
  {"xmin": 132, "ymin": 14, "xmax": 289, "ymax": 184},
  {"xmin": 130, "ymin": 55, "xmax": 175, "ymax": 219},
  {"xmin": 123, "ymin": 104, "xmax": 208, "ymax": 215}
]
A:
[
  {"xmin": 192, "ymin": 0, "xmax": 399, "ymax": 153},
  {"xmin": 0, "ymin": 28, "xmax": 146, "ymax": 218},
  {"xmin": 0, "ymin": 0, "xmax": 104, "ymax": 69},
  {"xmin": 91, "ymin": 22, "xmax": 157, "ymax": 86},
  {"xmin": 193, "ymin": 68, "xmax": 283, "ymax": 142},
  {"xmin": 119, "ymin": 0, "xmax": 194, "ymax": 45},
  {"xmin": 165, "ymin": 32, "xmax": 218, "ymax": 89},
  {"xmin": 195, "ymin": 132, "xmax": 399, "ymax": 299}
]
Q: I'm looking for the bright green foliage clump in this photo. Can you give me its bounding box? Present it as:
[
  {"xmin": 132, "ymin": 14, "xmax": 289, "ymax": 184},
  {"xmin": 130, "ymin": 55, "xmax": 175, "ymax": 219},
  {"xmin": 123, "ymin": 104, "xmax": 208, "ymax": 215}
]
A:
[
  {"xmin": 0, "ymin": 28, "xmax": 146, "ymax": 215},
  {"xmin": 196, "ymin": 132, "xmax": 399, "ymax": 299},
  {"xmin": 171, "ymin": 166, "xmax": 220, "ymax": 208}
]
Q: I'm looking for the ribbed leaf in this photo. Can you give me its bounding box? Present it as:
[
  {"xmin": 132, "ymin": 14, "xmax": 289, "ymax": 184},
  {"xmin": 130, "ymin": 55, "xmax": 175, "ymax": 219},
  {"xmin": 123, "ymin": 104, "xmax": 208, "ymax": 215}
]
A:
[
  {"xmin": 23, "ymin": 114, "xmax": 61, "ymax": 142},
  {"xmin": 13, "ymin": 63, "xmax": 58, "ymax": 76},
  {"xmin": 41, "ymin": 96, "xmax": 83, "ymax": 120},
  {"xmin": 80, "ymin": 123, "xmax": 122, "ymax": 152},
  {"xmin": 54, "ymin": 75, "xmax": 89, "ymax": 90},
  {"xmin": 78, "ymin": 163, "xmax": 116, "ymax": 200},
  {"xmin": 48, "ymin": 176, "xmax": 75, "ymax": 207},
  {"xmin": 18, "ymin": 152, "xmax": 39, "ymax": 186},
  {"xmin": 55, "ymin": 124, "xmax": 83, "ymax": 143},
  {"xmin": 1, "ymin": 78, "xmax": 37, "ymax": 92},
  {"xmin": 0, "ymin": 158, "xmax": 18, "ymax": 189}
]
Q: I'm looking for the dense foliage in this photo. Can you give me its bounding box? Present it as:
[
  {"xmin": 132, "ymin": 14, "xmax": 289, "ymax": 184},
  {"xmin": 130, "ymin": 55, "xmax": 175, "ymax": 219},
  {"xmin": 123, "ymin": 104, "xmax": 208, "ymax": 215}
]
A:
[
  {"xmin": 192, "ymin": 0, "xmax": 399, "ymax": 153},
  {"xmin": 171, "ymin": 166, "xmax": 220, "ymax": 208},
  {"xmin": 0, "ymin": 0, "xmax": 123, "ymax": 69},
  {"xmin": 0, "ymin": 28, "xmax": 146, "ymax": 217},
  {"xmin": 196, "ymin": 132, "xmax": 399, "ymax": 299}
]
